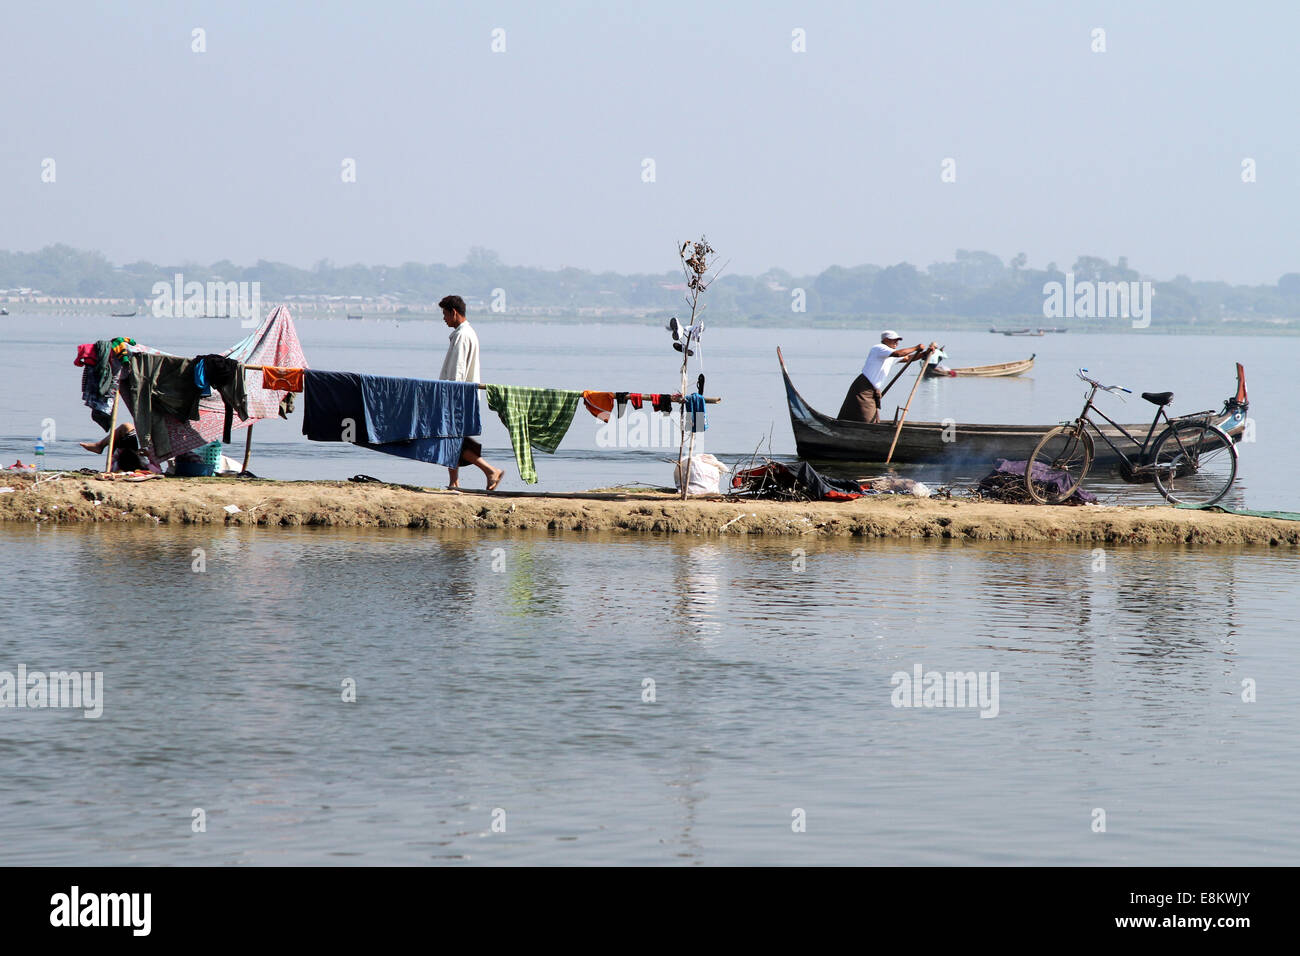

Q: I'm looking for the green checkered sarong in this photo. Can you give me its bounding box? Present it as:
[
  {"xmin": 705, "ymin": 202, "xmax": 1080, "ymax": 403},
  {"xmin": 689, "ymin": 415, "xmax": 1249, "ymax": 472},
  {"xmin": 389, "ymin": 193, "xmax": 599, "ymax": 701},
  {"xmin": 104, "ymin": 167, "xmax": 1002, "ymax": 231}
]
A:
[{"xmin": 485, "ymin": 386, "xmax": 581, "ymax": 484}]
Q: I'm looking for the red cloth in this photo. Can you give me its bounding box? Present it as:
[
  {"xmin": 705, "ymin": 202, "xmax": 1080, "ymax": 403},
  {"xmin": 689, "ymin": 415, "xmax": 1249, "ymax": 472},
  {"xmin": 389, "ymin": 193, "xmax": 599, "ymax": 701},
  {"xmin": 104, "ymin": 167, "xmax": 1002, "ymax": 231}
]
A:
[
  {"xmin": 629, "ymin": 394, "xmax": 643, "ymax": 410},
  {"xmin": 75, "ymin": 344, "xmax": 97, "ymax": 366}
]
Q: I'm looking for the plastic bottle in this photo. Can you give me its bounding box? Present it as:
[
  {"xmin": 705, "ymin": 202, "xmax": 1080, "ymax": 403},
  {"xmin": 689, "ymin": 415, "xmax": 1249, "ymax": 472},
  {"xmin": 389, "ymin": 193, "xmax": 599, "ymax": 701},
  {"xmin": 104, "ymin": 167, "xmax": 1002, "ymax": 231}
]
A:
[{"xmin": 34, "ymin": 438, "xmax": 45, "ymax": 472}]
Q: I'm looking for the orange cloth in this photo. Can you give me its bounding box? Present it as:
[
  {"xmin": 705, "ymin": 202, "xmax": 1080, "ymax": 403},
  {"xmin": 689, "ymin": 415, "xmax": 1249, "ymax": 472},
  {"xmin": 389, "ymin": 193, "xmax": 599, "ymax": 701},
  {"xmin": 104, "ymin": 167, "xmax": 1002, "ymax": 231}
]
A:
[
  {"xmin": 261, "ymin": 366, "xmax": 304, "ymax": 392},
  {"xmin": 581, "ymin": 390, "xmax": 615, "ymax": 422}
]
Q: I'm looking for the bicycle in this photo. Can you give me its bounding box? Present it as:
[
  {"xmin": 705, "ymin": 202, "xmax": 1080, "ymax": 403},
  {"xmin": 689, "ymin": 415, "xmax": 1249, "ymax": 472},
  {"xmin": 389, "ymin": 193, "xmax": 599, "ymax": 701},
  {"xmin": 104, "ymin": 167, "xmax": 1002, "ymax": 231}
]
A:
[{"xmin": 1025, "ymin": 369, "xmax": 1239, "ymax": 506}]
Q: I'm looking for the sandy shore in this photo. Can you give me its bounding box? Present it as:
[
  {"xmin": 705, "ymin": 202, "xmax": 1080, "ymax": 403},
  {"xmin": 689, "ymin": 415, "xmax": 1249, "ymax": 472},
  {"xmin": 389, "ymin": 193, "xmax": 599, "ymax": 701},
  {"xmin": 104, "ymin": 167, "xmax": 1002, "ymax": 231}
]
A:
[{"xmin": 2, "ymin": 472, "xmax": 1297, "ymax": 546}]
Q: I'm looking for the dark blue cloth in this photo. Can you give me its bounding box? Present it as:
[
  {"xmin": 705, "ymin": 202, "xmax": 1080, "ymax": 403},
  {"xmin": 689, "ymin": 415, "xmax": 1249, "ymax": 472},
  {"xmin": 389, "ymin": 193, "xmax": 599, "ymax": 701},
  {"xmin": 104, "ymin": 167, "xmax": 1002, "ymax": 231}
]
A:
[
  {"xmin": 303, "ymin": 370, "xmax": 480, "ymax": 468},
  {"xmin": 303, "ymin": 370, "xmax": 371, "ymax": 442},
  {"xmin": 684, "ymin": 392, "xmax": 707, "ymax": 432}
]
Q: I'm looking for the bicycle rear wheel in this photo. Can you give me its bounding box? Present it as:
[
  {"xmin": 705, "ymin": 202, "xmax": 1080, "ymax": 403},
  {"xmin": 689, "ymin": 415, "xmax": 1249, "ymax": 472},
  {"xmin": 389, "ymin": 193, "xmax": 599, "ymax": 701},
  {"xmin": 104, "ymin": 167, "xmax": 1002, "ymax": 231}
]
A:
[
  {"xmin": 1150, "ymin": 421, "xmax": 1238, "ymax": 506},
  {"xmin": 1026, "ymin": 424, "xmax": 1094, "ymax": 504}
]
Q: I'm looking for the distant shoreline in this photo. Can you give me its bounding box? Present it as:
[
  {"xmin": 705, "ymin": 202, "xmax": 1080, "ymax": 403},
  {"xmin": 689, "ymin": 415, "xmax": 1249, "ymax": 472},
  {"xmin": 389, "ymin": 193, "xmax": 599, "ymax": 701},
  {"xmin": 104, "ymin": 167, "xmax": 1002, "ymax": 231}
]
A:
[{"xmin": 3, "ymin": 306, "xmax": 1296, "ymax": 335}]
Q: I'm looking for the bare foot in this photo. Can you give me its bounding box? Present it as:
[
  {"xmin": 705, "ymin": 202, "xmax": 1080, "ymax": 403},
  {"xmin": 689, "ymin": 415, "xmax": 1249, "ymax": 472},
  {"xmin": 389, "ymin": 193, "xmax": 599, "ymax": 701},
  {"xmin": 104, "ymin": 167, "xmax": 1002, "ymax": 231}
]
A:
[
  {"xmin": 79, "ymin": 441, "xmax": 102, "ymax": 453},
  {"xmin": 486, "ymin": 468, "xmax": 505, "ymax": 491},
  {"xmin": 447, "ymin": 482, "xmax": 460, "ymax": 490}
]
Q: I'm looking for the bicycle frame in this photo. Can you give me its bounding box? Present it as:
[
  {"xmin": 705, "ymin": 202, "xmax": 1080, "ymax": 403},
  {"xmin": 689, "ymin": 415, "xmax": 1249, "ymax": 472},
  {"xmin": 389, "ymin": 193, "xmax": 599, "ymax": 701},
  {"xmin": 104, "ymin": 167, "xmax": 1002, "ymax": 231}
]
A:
[{"xmin": 1067, "ymin": 384, "xmax": 1169, "ymax": 472}]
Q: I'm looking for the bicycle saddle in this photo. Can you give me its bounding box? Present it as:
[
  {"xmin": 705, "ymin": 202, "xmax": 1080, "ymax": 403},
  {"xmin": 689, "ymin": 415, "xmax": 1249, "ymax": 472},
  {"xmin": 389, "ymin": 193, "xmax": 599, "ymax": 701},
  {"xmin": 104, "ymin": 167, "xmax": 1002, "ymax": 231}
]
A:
[{"xmin": 1141, "ymin": 391, "xmax": 1173, "ymax": 406}]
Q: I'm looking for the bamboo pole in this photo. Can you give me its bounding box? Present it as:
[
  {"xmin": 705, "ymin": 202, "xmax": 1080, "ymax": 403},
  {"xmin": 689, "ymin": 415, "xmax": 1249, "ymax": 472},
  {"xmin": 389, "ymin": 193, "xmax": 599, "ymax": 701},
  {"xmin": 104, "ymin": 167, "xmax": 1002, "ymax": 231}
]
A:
[
  {"xmin": 238, "ymin": 367, "xmax": 722, "ymax": 402},
  {"xmin": 884, "ymin": 350, "xmax": 932, "ymax": 465},
  {"xmin": 103, "ymin": 390, "xmax": 121, "ymax": 473},
  {"xmin": 241, "ymin": 425, "xmax": 254, "ymax": 473}
]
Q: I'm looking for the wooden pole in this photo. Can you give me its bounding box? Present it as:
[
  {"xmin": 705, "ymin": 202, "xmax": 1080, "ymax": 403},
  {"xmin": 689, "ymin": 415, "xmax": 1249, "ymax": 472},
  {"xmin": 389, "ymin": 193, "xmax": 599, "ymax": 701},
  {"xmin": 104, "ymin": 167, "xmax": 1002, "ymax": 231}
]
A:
[
  {"xmin": 240, "ymin": 368, "xmax": 722, "ymax": 402},
  {"xmin": 884, "ymin": 350, "xmax": 932, "ymax": 466},
  {"xmin": 103, "ymin": 389, "xmax": 121, "ymax": 473},
  {"xmin": 241, "ymin": 425, "xmax": 254, "ymax": 473},
  {"xmin": 880, "ymin": 362, "xmax": 912, "ymax": 399}
]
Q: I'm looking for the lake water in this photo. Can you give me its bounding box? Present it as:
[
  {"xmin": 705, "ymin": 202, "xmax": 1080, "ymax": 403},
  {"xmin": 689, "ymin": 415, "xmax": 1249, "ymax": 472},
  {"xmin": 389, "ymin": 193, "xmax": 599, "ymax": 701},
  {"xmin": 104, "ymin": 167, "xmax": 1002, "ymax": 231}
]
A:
[
  {"xmin": 0, "ymin": 314, "xmax": 1283, "ymax": 506},
  {"xmin": 0, "ymin": 315, "xmax": 1295, "ymax": 866},
  {"xmin": 0, "ymin": 523, "xmax": 1296, "ymax": 866}
]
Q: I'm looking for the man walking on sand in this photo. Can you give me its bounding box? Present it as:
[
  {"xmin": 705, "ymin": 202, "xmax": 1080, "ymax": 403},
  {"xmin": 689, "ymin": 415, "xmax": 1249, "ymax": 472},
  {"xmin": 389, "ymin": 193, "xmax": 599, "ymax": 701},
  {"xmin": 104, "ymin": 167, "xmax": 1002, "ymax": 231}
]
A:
[{"xmin": 439, "ymin": 294, "xmax": 504, "ymax": 490}]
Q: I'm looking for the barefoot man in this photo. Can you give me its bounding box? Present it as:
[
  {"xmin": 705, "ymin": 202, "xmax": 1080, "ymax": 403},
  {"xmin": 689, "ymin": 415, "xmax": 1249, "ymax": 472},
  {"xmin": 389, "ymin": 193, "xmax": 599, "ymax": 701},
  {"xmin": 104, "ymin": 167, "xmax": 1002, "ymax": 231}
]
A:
[{"xmin": 439, "ymin": 294, "xmax": 504, "ymax": 490}]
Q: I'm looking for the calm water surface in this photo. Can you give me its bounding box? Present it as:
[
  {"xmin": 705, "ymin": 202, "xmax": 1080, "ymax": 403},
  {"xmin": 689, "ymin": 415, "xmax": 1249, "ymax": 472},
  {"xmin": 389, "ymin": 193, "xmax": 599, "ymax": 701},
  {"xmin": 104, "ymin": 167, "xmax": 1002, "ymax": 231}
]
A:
[{"xmin": 0, "ymin": 523, "xmax": 1294, "ymax": 865}]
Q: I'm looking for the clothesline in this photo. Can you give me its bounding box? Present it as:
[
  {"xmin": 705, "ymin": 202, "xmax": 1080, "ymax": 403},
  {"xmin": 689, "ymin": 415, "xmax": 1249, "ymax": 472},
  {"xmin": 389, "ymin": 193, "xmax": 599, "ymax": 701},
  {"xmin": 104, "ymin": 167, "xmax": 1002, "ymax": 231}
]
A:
[{"xmin": 240, "ymin": 365, "xmax": 722, "ymax": 403}]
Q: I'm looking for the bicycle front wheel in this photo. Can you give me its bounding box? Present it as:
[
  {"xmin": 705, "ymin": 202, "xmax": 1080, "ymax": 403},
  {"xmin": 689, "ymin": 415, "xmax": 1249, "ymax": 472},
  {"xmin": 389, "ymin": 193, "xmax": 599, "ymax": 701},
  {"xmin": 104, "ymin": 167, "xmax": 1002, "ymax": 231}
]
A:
[
  {"xmin": 1150, "ymin": 421, "xmax": 1238, "ymax": 506},
  {"xmin": 1026, "ymin": 424, "xmax": 1094, "ymax": 504}
]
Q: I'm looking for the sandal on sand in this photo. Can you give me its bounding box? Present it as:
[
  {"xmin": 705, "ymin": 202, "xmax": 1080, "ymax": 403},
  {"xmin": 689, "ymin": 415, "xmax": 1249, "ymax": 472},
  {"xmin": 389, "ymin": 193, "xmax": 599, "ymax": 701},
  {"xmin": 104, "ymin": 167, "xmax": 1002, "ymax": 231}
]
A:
[{"xmin": 348, "ymin": 474, "xmax": 382, "ymax": 484}]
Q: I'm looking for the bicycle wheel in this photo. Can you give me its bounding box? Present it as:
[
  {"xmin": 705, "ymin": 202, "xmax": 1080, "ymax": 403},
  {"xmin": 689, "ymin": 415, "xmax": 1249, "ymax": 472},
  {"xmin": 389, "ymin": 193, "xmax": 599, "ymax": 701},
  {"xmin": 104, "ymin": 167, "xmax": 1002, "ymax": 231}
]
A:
[
  {"xmin": 1026, "ymin": 424, "xmax": 1094, "ymax": 504},
  {"xmin": 1150, "ymin": 421, "xmax": 1237, "ymax": 506}
]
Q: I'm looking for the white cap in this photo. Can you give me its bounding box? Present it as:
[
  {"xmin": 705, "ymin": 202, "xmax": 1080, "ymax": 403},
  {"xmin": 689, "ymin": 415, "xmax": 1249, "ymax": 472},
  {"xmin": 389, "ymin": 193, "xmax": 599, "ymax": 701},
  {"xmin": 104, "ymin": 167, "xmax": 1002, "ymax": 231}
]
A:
[{"xmin": 880, "ymin": 330, "xmax": 902, "ymax": 342}]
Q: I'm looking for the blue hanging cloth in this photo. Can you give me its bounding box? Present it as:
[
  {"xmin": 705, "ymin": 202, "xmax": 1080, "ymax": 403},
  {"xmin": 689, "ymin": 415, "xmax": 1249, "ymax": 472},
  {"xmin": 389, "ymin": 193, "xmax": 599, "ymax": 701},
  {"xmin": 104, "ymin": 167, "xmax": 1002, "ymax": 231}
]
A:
[{"xmin": 685, "ymin": 392, "xmax": 707, "ymax": 433}]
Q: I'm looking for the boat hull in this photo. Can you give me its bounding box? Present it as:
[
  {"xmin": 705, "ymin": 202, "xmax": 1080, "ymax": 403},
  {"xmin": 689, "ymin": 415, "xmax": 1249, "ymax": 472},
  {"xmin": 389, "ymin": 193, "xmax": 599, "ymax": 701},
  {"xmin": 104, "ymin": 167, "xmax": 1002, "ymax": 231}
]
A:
[
  {"xmin": 927, "ymin": 355, "xmax": 1034, "ymax": 378},
  {"xmin": 778, "ymin": 349, "xmax": 1249, "ymax": 470}
]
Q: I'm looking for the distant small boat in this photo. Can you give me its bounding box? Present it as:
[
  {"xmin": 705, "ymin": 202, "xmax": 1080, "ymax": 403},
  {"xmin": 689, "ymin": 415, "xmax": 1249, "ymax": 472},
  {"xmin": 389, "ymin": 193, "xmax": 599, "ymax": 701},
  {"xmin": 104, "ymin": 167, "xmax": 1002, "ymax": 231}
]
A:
[
  {"xmin": 1039, "ymin": 327, "xmax": 1068, "ymax": 333},
  {"xmin": 111, "ymin": 310, "xmax": 136, "ymax": 317},
  {"xmin": 347, "ymin": 313, "xmax": 363, "ymax": 320},
  {"xmin": 927, "ymin": 354, "xmax": 1035, "ymax": 378}
]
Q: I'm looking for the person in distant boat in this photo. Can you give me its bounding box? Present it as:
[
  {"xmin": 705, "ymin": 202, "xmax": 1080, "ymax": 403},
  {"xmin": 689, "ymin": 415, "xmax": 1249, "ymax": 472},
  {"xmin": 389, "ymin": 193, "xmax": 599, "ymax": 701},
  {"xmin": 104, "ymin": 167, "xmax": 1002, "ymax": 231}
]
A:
[
  {"xmin": 837, "ymin": 330, "xmax": 937, "ymax": 424},
  {"xmin": 79, "ymin": 423, "xmax": 155, "ymax": 473},
  {"xmin": 438, "ymin": 294, "xmax": 505, "ymax": 491}
]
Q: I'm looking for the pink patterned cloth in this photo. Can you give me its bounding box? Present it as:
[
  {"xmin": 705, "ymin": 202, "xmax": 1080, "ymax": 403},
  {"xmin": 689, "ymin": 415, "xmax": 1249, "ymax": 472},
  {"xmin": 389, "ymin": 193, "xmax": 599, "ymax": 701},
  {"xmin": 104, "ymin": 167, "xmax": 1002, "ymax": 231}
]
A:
[{"xmin": 159, "ymin": 307, "xmax": 309, "ymax": 459}]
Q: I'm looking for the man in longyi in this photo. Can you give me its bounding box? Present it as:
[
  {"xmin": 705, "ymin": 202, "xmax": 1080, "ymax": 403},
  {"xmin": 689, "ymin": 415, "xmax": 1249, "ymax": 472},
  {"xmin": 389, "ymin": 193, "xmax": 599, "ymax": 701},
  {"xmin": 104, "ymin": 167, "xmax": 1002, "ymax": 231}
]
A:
[
  {"xmin": 438, "ymin": 294, "xmax": 505, "ymax": 491},
  {"xmin": 837, "ymin": 330, "xmax": 937, "ymax": 424}
]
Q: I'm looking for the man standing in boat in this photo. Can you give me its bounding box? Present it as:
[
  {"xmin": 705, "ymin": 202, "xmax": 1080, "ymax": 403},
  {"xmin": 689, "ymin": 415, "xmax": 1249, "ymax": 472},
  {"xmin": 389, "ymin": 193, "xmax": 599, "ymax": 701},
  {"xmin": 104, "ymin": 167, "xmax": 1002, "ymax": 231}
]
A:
[
  {"xmin": 837, "ymin": 330, "xmax": 937, "ymax": 423},
  {"xmin": 439, "ymin": 294, "xmax": 505, "ymax": 491}
]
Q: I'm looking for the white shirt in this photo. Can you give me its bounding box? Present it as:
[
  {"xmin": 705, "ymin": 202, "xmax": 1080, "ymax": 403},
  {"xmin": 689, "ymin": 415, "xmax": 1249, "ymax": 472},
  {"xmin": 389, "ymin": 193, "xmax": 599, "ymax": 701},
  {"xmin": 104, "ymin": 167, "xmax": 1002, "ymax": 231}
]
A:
[
  {"xmin": 440, "ymin": 322, "xmax": 481, "ymax": 383},
  {"xmin": 861, "ymin": 343, "xmax": 898, "ymax": 390}
]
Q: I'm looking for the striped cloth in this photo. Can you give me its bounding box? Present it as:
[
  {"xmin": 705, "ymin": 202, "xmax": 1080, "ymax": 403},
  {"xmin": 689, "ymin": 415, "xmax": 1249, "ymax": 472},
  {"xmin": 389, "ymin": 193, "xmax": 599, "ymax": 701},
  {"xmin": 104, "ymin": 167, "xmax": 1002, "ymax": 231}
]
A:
[{"xmin": 485, "ymin": 385, "xmax": 581, "ymax": 484}]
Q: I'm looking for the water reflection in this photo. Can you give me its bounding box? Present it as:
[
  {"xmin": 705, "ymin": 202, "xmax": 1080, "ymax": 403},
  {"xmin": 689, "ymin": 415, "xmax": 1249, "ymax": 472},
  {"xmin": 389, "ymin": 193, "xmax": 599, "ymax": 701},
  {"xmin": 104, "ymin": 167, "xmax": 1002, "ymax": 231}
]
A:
[{"xmin": 0, "ymin": 524, "xmax": 1296, "ymax": 866}]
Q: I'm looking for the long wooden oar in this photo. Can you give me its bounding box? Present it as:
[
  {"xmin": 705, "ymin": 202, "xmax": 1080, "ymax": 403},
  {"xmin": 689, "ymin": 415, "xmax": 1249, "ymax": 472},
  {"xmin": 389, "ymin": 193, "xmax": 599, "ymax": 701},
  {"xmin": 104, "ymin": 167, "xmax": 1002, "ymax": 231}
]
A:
[
  {"xmin": 884, "ymin": 349, "xmax": 932, "ymax": 465},
  {"xmin": 879, "ymin": 361, "xmax": 912, "ymax": 398}
]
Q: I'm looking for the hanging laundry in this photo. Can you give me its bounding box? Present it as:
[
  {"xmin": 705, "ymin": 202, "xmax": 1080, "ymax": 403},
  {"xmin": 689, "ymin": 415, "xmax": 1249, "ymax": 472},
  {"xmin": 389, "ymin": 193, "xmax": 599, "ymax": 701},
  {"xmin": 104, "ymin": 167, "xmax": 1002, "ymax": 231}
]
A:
[
  {"xmin": 124, "ymin": 354, "xmax": 202, "ymax": 459},
  {"xmin": 261, "ymin": 366, "xmax": 304, "ymax": 393},
  {"xmin": 93, "ymin": 341, "xmax": 116, "ymax": 400},
  {"xmin": 652, "ymin": 393, "xmax": 673, "ymax": 414},
  {"xmin": 193, "ymin": 358, "xmax": 212, "ymax": 398},
  {"xmin": 303, "ymin": 370, "xmax": 370, "ymax": 443},
  {"xmin": 629, "ymin": 393, "xmax": 644, "ymax": 410},
  {"xmin": 159, "ymin": 306, "xmax": 308, "ymax": 460},
  {"xmin": 581, "ymin": 390, "xmax": 616, "ymax": 422},
  {"xmin": 74, "ymin": 344, "xmax": 97, "ymax": 367},
  {"xmin": 193, "ymin": 355, "xmax": 249, "ymax": 443},
  {"xmin": 684, "ymin": 393, "xmax": 707, "ymax": 432},
  {"xmin": 80, "ymin": 362, "xmax": 117, "ymax": 431},
  {"xmin": 485, "ymin": 385, "xmax": 581, "ymax": 484},
  {"xmin": 358, "ymin": 373, "xmax": 481, "ymax": 467},
  {"xmin": 615, "ymin": 392, "xmax": 629, "ymax": 418},
  {"xmin": 302, "ymin": 370, "xmax": 481, "ymax": 468}
]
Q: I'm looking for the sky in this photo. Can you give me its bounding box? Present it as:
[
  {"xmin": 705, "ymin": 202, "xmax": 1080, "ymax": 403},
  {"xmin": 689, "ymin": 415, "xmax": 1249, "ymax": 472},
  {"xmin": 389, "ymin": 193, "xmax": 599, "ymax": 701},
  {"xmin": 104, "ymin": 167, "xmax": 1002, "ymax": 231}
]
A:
[{"xmin": 1, "ymin": 0, "xmax": 1296, "ymax": 284}]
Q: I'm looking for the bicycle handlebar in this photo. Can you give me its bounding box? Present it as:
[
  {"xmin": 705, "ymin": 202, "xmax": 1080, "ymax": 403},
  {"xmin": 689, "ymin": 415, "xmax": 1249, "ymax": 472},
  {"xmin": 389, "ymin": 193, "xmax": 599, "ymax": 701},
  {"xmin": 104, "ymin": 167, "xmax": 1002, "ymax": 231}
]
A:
[{"xmin": 1077, "ymin": 368, "xmax": 1132, "ymax": 394}]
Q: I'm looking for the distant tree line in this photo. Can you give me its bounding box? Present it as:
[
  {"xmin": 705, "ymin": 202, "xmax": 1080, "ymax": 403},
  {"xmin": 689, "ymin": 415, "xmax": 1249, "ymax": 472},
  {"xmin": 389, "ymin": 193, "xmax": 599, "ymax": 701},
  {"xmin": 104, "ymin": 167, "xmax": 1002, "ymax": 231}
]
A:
[{"xmin": 4, "ymin": 244, "xmax": 1300, "ymax": 322}]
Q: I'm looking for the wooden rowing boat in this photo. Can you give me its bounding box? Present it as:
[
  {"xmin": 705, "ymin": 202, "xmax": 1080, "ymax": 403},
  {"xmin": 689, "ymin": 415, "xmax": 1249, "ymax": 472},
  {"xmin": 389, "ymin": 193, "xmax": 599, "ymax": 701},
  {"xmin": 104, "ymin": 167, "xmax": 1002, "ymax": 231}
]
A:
[
  {"xmin": 926, "ymin": 354, "xmax": 1034, "ymax": 378},
  {"xmin": 776, "ymin": 347, "xmax": 1250, "ymax": 468}
]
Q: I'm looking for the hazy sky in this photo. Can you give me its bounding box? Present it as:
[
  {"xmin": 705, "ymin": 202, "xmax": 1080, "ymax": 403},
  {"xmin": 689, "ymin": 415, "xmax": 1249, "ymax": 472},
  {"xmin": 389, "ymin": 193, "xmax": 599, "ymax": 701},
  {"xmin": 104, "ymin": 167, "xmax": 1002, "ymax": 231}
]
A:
[{"xmin": 2, "ymin": 1, "xmax": 1296, "ymax": 283}]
